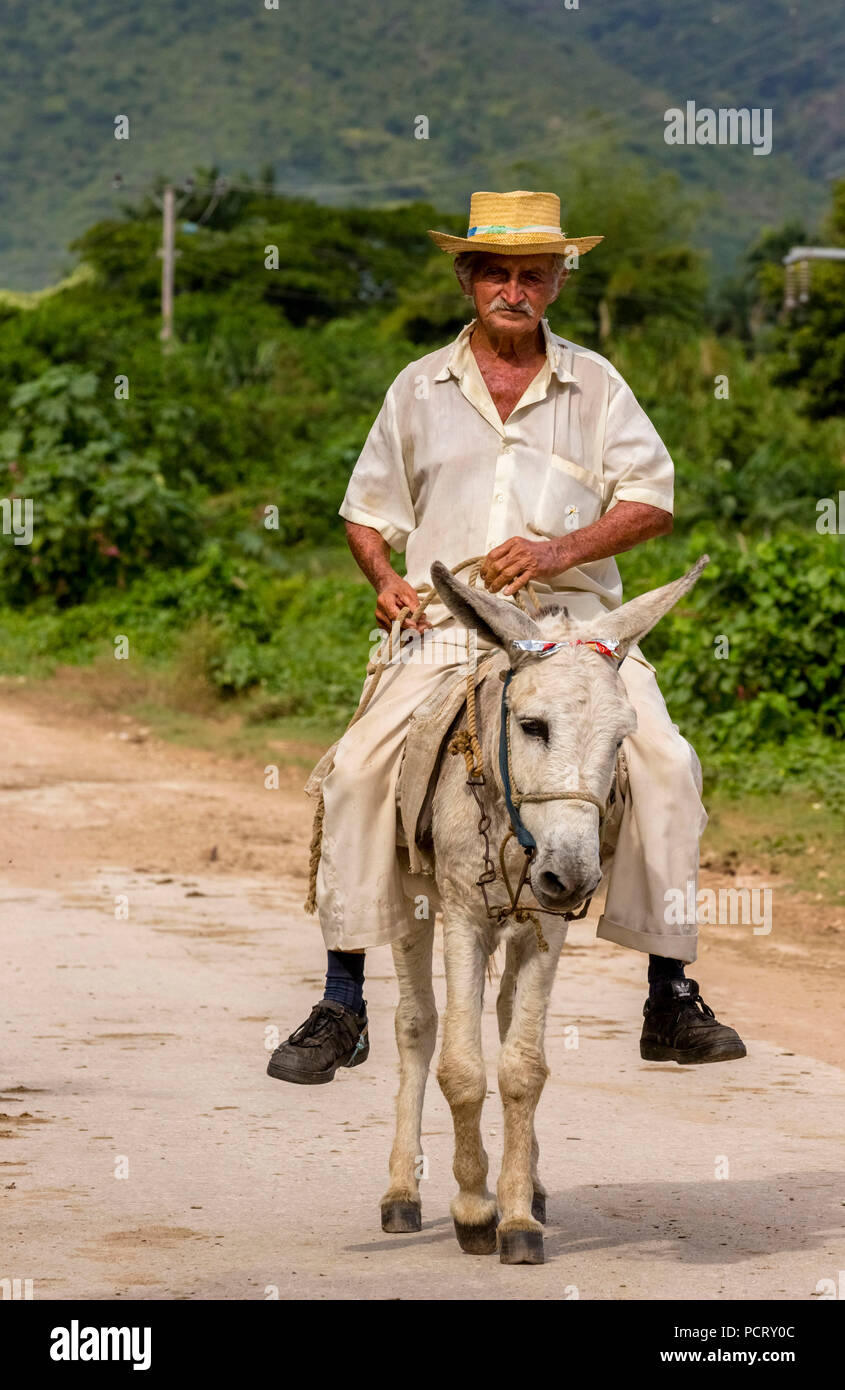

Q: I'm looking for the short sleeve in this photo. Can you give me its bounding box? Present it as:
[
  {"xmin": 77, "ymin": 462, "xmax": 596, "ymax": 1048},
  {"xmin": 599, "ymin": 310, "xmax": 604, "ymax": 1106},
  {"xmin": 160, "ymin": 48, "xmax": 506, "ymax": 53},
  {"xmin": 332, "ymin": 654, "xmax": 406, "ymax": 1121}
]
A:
[
  {"xmin": 338, "ymin": 383, "xmax": 416, "ymax": 553},
  {"xmin": 601, "ymin": 373, "xmax": 674, "ymax": 515}
]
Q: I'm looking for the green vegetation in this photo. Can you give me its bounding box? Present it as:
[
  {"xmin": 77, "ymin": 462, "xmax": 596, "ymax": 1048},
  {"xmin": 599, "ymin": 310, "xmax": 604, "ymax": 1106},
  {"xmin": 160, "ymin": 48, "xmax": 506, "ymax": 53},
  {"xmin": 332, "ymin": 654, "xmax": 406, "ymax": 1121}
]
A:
[
  {"xmin": 0, "ymin": 0, "xmax": 838, "ymax": 288},
  {"xmin": 0, "ymin": 164, "xmax": 843, "ymax": 817}
]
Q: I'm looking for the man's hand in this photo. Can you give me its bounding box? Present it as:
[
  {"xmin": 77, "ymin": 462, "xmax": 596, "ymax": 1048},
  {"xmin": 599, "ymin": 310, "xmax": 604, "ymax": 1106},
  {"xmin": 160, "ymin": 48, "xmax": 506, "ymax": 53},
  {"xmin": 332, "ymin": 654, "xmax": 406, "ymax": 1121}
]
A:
[
  {"xmin": 343, "ymin": 520, "xmax": 432, "ymax": 634},
  {"xmin": 481, "ymin": 504, "xmax": 673, "ymax": 597},
  {"xmin": 480, "ymin": 537, "xmax": 565, "ymax": 595},
  {"xmin": 375, "ymin": 575, "xmax": 432, "ymax": 634}
]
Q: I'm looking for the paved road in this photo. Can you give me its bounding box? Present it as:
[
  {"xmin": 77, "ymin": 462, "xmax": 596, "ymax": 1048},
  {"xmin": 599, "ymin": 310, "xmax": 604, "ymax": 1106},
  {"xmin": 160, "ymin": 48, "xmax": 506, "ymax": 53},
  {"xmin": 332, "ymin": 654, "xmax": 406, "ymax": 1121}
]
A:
[{"xmin": 3, "ymin": 866, "xmax": 843, "ymax": 1301}]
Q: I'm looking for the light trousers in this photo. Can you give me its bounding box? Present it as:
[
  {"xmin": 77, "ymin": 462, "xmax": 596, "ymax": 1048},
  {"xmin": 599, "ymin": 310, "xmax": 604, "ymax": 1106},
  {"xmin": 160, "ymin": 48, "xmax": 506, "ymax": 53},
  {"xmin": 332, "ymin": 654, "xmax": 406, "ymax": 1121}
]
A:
[{"xmin": 311, "ymin": 617, "xmax": 706, "ymax": 962}]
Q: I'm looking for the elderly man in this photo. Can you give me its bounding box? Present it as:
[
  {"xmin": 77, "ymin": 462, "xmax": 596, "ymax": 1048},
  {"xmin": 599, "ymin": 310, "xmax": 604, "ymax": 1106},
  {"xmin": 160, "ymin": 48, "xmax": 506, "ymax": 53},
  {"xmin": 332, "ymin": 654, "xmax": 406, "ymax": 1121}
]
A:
[{"xmin": 267, "ymin": 189, "xmax": 745, "ymax": 1085}]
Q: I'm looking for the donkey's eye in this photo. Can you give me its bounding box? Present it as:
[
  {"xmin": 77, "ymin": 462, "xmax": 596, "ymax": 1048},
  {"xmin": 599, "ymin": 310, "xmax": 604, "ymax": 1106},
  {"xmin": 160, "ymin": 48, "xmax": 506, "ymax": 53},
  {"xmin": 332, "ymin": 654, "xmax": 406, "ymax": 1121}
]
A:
[{"xmin": 519, "ymin": 718, "xmax": 549, "ymax": 742}]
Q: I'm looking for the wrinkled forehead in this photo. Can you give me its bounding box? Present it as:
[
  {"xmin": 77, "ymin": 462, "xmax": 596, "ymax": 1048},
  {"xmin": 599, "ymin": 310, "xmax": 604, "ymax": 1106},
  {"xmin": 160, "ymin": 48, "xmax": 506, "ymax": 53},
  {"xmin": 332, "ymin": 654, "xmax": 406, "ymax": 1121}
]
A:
[{"xmin": 473, "ymin": 252, "xmax": 558, "ymax": 276}]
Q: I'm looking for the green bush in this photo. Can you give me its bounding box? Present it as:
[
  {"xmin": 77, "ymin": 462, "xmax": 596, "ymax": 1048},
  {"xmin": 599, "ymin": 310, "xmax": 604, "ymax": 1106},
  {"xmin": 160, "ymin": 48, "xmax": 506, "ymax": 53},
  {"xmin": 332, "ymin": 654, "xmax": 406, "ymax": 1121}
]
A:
[
  {"xmin": 622, "ymin": 527, "xmax": 845, "ymax": 747},
  {"xmin": 0, "ymin": 365, "xmax": 202, "ymax": 603},
  {"xmin": 1, "ymin": 175, "xmax": 844, "ymax": 797}
]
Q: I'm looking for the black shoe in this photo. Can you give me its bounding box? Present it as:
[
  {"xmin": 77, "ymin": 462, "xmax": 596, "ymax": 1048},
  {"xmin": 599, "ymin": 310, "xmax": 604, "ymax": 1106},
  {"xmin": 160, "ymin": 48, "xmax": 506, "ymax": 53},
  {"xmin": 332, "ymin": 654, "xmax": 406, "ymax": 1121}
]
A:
[
  {"xmin": 266, "ymin": 999, "xmax": 369, "ymax": 1085},
  {"xmin": 640, "ymin": 978, "xmax": 746, "ymax": 1064}
]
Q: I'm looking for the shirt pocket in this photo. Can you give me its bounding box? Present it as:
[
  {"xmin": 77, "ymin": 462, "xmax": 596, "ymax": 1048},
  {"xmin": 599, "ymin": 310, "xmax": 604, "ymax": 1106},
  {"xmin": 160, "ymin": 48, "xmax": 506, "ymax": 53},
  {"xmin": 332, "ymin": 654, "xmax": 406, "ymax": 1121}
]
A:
[{"xmin": 528, "ymin": 454, "xmax": 603, "ymax": 539}]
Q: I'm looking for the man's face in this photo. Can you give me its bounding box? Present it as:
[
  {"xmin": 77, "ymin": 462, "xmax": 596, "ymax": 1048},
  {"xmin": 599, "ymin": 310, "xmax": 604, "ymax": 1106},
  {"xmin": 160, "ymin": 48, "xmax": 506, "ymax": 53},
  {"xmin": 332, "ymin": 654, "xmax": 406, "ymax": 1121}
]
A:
[{"xmin": 470, "ymin": 253, "xmax": 564, "ymax": 337}]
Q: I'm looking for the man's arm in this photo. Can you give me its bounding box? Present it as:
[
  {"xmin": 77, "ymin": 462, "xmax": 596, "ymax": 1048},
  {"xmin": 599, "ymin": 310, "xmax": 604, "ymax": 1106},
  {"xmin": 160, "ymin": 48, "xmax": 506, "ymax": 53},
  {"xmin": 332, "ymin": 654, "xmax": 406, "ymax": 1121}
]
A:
[
  {"xmin": 345, "ymin": 520, "xmax": 432, "ymax": 632},
  {"xmin": 479, "ymin": 501, "xmax": 672, "ymax": 595}
]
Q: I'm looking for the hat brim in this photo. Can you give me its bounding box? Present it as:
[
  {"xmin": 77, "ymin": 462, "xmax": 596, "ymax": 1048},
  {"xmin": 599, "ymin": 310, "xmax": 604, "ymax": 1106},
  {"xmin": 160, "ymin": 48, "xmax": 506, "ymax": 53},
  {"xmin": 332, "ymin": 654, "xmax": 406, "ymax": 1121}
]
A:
[{"xmin": 428, "ymin": 230, "xmax": 604, "ymax": 256}]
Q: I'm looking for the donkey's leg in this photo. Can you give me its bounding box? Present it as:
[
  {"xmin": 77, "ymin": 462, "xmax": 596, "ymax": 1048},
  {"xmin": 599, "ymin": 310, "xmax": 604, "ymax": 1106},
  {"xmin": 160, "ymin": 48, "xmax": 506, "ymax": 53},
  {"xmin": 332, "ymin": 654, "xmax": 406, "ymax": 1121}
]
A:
[
  {"xmin": 496, "ymin": 936, "xmax": 546, "ymax": 1227},
  {"xmin": 381, "ymin": 919, "xmax": 437, "ymax": 1234},
  {"xmin": 497, "ymin": 923, "xmax": 566, "ymax": 1265},
  {"xmin": 528, "ymin": 1131, "xmax": 546, "ymax": 1227},
  {"xmin": 495, "ymin": 937, "xmax": 518, "ymax": 1041},
  {"xmin": 437, "ymin": 913, "xmax": 498, "ymax": 1255}
]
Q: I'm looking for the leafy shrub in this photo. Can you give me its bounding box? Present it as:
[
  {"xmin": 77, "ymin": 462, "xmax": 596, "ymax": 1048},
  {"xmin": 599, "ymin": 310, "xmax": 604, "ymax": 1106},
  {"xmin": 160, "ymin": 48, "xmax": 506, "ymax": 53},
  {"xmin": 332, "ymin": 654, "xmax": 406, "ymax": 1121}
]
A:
[
  {"xmin": 0, "ymin": 365, "xmax": 202, "ymax": 603},
  {"xmin": 623, "ymin": 527, "xmax": 845, "ymax": 746},
  {"xmin": 1, "ymin": 176, "xmax": 844, "ymax": 796}
]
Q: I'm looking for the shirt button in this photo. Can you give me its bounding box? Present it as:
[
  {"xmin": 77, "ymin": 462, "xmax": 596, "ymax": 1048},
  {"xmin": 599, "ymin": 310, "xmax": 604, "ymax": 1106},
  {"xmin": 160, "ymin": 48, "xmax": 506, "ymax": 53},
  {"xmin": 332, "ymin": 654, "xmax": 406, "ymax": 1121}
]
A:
[
  {"xmin": 502, "ymin": 447, "xmax": 513, "ymax": 455},
  {"xmin": 496, "ymin": 493, "xmax": 504, "ymax": 502}
]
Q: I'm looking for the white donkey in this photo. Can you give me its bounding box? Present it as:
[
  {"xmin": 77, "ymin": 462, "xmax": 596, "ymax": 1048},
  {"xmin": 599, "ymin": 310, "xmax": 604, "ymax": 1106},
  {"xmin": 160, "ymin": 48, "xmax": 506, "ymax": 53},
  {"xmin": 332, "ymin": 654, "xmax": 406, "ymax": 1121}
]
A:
[{"xmin": 380, "ymin": 556, "xmax": 709, "ymax": 1264}]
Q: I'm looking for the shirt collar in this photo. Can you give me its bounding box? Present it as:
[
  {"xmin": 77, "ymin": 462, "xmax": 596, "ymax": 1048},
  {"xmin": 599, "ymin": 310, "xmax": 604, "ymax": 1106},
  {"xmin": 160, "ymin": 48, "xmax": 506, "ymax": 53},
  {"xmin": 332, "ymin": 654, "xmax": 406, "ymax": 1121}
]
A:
[{"xmin": 433, "ymin": 317, "xmax": 577, "ymax": 385}]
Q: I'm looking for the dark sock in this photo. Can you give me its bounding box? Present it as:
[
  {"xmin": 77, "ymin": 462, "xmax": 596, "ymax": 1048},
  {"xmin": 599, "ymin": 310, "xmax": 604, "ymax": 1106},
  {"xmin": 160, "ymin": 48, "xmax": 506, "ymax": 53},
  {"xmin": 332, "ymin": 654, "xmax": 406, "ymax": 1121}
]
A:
[
  {"xmin": 323, "ymin": 950, "xmax": 366, "ymax": 1014},
  {"xmin": 648, "ymin": 955, "xmax": 686, "ymax": 992}
]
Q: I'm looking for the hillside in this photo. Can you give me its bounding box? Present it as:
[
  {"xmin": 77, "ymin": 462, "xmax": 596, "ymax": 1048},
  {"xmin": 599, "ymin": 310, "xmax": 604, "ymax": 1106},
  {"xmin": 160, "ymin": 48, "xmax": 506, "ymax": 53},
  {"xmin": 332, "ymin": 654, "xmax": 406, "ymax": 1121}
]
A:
[{"xmin": 0, "ymin": 0, "xmax": 839, "ymax": 288}]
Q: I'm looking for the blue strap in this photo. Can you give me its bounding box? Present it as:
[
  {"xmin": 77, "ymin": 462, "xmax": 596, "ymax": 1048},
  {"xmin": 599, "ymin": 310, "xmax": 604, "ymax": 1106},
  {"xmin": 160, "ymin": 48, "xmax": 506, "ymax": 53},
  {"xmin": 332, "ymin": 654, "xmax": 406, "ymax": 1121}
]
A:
[{"xmin": 498, "ymin": 669, "xmax": 536, "ymax": 851}]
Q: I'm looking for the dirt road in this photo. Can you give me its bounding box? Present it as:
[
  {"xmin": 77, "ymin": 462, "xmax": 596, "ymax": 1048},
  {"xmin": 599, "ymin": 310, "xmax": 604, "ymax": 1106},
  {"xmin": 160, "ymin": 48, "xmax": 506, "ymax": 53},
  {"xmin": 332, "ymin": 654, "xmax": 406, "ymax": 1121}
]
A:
[{"xmin": 1, "ymin": 691, "xmax": 843, "ymax": 1300}]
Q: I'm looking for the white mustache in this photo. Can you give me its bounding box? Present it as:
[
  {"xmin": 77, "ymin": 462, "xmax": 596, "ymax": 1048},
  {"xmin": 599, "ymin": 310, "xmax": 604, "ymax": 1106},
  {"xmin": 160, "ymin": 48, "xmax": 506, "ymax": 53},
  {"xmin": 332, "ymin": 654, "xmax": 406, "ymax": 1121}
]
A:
[{"xmin": 489, "ymin": 297, "xmax": 534, "ymax": 316}]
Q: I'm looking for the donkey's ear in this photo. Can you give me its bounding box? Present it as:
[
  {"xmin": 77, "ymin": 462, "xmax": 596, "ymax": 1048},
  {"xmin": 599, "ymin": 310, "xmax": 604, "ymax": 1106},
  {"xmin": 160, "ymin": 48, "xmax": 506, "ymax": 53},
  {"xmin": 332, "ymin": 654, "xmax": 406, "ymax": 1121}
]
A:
[
  {"xmin": 430, "ymin": 561, "xmax": 542, "ymax": 654},
  {"xmin": 586, "ymin": 555, "xmax": 710, "ymax": 660}
]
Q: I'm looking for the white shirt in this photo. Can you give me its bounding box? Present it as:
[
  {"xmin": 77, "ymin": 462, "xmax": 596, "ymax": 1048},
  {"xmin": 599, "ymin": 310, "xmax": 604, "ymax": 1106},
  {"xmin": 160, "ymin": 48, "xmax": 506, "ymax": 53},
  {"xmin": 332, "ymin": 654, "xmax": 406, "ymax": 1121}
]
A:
[{"xmin": 339, "ymin": 317, "xmax": 674, "ymax": 626}]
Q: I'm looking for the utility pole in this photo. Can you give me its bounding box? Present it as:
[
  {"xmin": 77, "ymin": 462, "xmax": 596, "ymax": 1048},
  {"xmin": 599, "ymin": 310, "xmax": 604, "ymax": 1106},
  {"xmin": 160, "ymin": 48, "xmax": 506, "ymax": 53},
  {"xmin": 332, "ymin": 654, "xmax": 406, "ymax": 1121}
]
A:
[
  {"xmin": 150, "ymin": 176, "xmax": 224, "ymax": 347},
  {"xmin": 111, "ymin": 173, "xmax": 239, "ymax": 346},
  {"xmin": 158, "ymin": 184, "xmax": 177, "ymax": 348}
]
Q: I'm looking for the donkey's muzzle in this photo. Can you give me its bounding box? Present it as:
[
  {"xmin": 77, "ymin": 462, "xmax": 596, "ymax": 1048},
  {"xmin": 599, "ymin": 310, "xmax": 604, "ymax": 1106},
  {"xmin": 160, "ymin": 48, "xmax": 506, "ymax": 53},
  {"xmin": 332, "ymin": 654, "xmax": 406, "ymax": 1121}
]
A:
[{"xmin": 533, "ymin": 865, "xmax": 601, "ymax": 912}]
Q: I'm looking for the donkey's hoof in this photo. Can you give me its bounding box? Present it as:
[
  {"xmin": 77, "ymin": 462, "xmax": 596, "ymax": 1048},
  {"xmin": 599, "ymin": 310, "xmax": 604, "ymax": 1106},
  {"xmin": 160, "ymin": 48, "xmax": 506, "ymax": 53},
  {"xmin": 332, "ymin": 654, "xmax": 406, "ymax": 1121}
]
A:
[
  {"xmin": 531, "ymin": 1190, "xmax": 546, "ymax": 1225},
  {"xmin": 499, "ymin": 1227, "xmax": 545, "ymax": 1265},
  {"xmin": 454, "ymin": 1214, "xmax": 499, "ymax": 1255},
  {"xmin": 381, "ymin": 1200, "xmax": 421, "ymax": 1233}
]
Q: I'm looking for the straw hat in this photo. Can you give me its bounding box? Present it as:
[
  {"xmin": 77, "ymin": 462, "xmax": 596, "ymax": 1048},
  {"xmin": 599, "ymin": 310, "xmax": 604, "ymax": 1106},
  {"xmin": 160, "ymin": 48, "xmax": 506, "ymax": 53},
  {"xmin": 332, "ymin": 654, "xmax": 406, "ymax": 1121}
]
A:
[{"xmin": 428, "ymin": 189, "xmax": 603, "ymax": 258}]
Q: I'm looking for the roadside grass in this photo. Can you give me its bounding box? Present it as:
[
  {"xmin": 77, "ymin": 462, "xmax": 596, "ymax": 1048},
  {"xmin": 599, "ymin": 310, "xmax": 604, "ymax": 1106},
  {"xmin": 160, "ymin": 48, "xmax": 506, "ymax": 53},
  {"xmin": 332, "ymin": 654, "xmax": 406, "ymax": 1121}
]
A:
[
  {"xmin": 1, "ymin": 655, "xmax": 843, "ymax": 910},
  {"xmin": 128, "ymin": 702, "xmax": 337, "ymax": 769},
  {"xmin": 0, "ymin": 657, "xmax": 339, "ymax": 772},
  {"xmin": 703, "ymin": 790, "xmax": 845, "ymax": 906}
]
